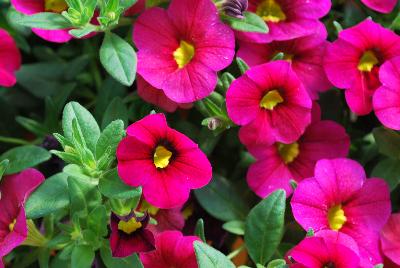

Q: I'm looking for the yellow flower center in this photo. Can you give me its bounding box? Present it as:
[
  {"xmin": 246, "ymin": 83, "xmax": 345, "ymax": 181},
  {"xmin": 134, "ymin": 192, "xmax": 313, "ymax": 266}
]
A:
[
  {"xmin": 256, "ymin": 0, "xmax": 286, "ymax": 23},
  {"xmin": 173, "ymin": 40, "xmax": 195, "ymax": 69},
  {"xmin": 153, "ymin": 145, "xmax": 172, "ymax": 169},
  {"xmin": 8, "ymin": 219, "xmax": 16, "ymax": 232},
  {"xmin": 277, "ymin": 142, "xmax": 300, "ymax": 164},
  {"xmin": 118, "ymin": 218, "xmax": 142, "ymax": 234},
  {"xmin": 260, "ymin": 90, "xmax": 284, "ymax": 110},
  {"xmin": 358, "ymin": 50, "xmax": 379, "ymax": 72},
  {"xmin": 140, "ymin": 200, "xmax": 160, "ymax": 216},
  {"xmin": 328, "ymin": 204, "xmax": 347, "ymax": 231},
  {"xmin": 44, "ymin": 0, "xmax": 68, "ymax": 13}
]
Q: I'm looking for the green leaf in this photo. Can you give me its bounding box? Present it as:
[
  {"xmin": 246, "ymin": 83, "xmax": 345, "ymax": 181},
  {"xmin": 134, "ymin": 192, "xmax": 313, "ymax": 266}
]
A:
[
  {"xmin": 101, "ymin": 97, "xmax": 128, "ymax": 129},
  {"xmin": 372, "ymin": 158, "xmax": 400, "ymax": 191},
  {"xmin": 99, "ymin": 169, "xmax": 142, "ymax": 200},
  {"xmin": 100, "ymin": 243, "xmax": 143, "ymax": 268},
  {"xmin": 0, "ymin": 159, "xmax": 9, "ymax": 181},
  {"xmin": 68, "ymin": 176, "xmax": 100, "ymax": 217},
  {"xmin": 195, "ymin": 175, "xmax": 249, "ymax": 221},
  {"xmin": 236, "ymin": 57, "xmax": 249, "ymax": 74},
  {"xmin": 223, "ymin": 220, "xmax": 245, "ymax": 236},
  {"xmin": 0, "ymin": 145, "xmax": 51, "ymax": 175},
  {"xmin": 100, "ymin": 32, "xmax": 137, "ymax": 86},
  {"xmin": 373, "ymin": 127, "xmax": 400, "ymax": 159},
  {"xmin": 69, "ymin": 25, "xmax": 97, "ymax": 38},
  {"xmin": 96, "ymin": 120, "xmax": 125, "ymax": 159},
  {"xmin": 266, "ymin": 259, "xmax": 287, "ymax": 268},
  {"xmin": 71, "ymin": 245, "xmax": 95, "ymax": 268},
  {"xmin": 25, "ymin": 173, "xmax": 70, "ymax": 219},
  {"xmin": 194, "ymin": 241, "xmax": 235, "ymax": 268},
  {"xmin": 87, "ymin": 205, "xmax": 108, "ymax": 237},
  {"xmin": 222, "ymin": 12, "xmax": 268, "ymax": 33},
  {"xmin": 63, "ymin": 102, "xmax": 101, "ymax": 153},
  {"xmin": 244, "ymin": 190, "xmax": 286, "ymax": 265},
  {"xmin": 194, "ymin": 219, "xmax": 206, "ymax": 242},
  {"xmin": 13, "ymin": 12, "xmax": 72, "ymax": 29}
]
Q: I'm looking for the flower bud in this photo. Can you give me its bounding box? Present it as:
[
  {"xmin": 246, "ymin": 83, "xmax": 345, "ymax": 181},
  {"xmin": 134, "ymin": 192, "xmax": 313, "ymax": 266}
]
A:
[{"xmin": 221, "ymin": 0, "xmax": 248, "ymax": 19}]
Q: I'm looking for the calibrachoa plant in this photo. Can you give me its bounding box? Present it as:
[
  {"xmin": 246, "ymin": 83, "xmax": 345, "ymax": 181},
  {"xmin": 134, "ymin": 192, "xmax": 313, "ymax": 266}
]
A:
[{"xmin": 1, "ymin": 0, "xmax": 400, "ymax": 267}]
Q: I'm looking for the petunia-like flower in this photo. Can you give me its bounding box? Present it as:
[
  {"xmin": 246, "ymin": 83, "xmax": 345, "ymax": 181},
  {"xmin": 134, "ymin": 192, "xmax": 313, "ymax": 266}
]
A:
[
  {"xmin": 291, "ymin": 158, "xmax": 391, "ymax": 267},
  {"xmin": 226, "ymin": 60, "xmax": 312, "ymax": 147},
  {"xmin": 237, "ymin": 24, "xmax": 331, "ymax": 99},
  {"xmin": 116, "ymin": 113, "xmax": 212, "ymax": 209},
  {"xmin": 133, "ymin": 0, "xmax": 235, "ymax": 103},
  {"xmin": 140, "ymin": 231, "xmax": 199, "ymax": 268},
  {"xmin": 11, "ymin": 0, "xmax": 72, "ymax": 43},
  {"xmin": 380, "ymin": 213, "xmax": 400, "ymax": 265},
  {"xmin": 361, "ymin": 0, "xmax": 397, "ymax": 14},
  {"xmin": 373, "ymin": 57, "xmax": 400, "ymax": 130},
  {"xmin": 0, "ymin": 169, "xmax": 45, "ymax": 259},
  {"xmin": 110, "ymin": 211, "xmax": 155, "ymax": 258},
  {"xmin": 324, "ymin": 19, "xmax": 400, "ymax": 115},
  {"xmin": 0, "ymin": 29, "xmax": 21, "ymax": 88},
  {"xmin": 137, "ymin": 76, "xmax": 193, "ymax": 113},
  {"xmin": 246, "ymin": 104, "xmax": 349, "ymax": 198},
  {"xmin": 235, "ymin": 0, "xmax": 331, "ymax": 43},
  {"xmin": 287, "ymin": 230, "xmax": 360, "ymax": 268}
]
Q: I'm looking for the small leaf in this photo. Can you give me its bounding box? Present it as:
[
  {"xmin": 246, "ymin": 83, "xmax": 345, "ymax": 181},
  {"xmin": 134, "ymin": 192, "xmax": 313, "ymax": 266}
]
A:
[
  {"xmin": 71, "ymin": 245, "xmax": 95, "ymax": 268},
  {"xmin": 99, "ymin": 169, "xmax": 142, "ymax": 200},
  {"xmin": 100, "ymin": 32, "xmax": 137, "ymax": 86},
  {"xmin": 194, "ymin": 241, "xmax": 235, "ymax": 268},
  {"xmin": 222, "ymin": 11, "xmax": 269, "ymax": 33},
  {"xmin": 266, "ymin": 259, "xmax": 287, "ymax": 268},
  {"xmin": 100, "ymin": 243, "xmax": 143, "ymax": 268},
  {"xmin": 101, "ymin": 97, "xmax": 128, "ymax": 129},
  {"xmin": 96, "ymin": 120, "xmax": 125, "ymax": 159},
  {"xmin": 0, "ymin": 159, "xmax": 10, "ymax": 181},
  {"xmin": 13, "ymin": 12, "xmax": 72, "ymax": 29},
  {"xmin": 236, "ymin": 57, "xmax": 249, "ymax": 74},
  {"xmin": 0, "ymin": 145, "xmax": 51, "ymax": 175},
  {"xmin": 244, "ymin": 190, "xmax": 286, "ymax": 265},
  {"xmin": 195, "ymin": 219, "xmax": 206, "ymax": 242},
  {"xmin": 372, "ymin": 158, "xmax": 400, "ymax": 191},
  {"xmin": 87, "ymin": 205, "xmax": 108, "ymax": 237},
  {"xmin": 373, "ymin": 127, "xmax": 400, "ymax": 159},
  {"xmin": 223, "ymin": 220, "xmax": 245, "ymax": 236}
]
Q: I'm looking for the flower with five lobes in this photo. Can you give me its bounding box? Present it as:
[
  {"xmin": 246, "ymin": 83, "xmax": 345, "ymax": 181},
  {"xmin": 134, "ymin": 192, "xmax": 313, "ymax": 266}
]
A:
[
  {"xmin": 116, "ymin": 113, "xmax": 212, "ymax": 209},
  {"xmin": 226, "ymin": 60, "xmax": 312, "ymax": 147},
  {"xmin": 235, "ymin": 0, "xmax": 331, "ymax": 43},
  {"xmin": 139, "ymin": 231, "xmax": 200, "ymax": 268},
  {"xmin": 361, "ymin": 0, "xmax": 397, "ymax": 13},
  {"xmin": 324, "ymin": 19, "xmax": 400, "ymax": 115},
  {"xmin": 373, "ymin": 57, "xmax": 400, "ymax": 130},
  {"xmin": 0, "ymin": 29, "xmax": 21, "ymax": 88},
  {"xmin": 246, "ymin": 104, "xmax": 350, "ymax": 198},
  {"xmin": 0, "ymin": 169, "xmax": 45, "ymax": 267},
  {"xmin": 291, "ymin": 158, "xmax": 391, "ymax": 267},
  {"xmin": 133, "ymin": 0, "xmax": 235, "ymax": 103},
  {"xmin": 237, "ymin": 24, "xmax": 331, "ymax": 100}
]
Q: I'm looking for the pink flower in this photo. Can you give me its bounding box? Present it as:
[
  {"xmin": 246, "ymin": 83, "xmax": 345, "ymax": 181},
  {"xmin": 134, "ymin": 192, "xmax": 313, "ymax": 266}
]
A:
[
  {"xmin": 246, "ymin": 104, "xmax": 349, "ymax": 198},
  {"xmin": 110, "ymin": 211, "xmax": 155, "ymax": 258},
  {"xmin": 380, "ymin": 213, "xmax": 400, "ymax": 265},
  {"xmin": 324, "ymin": 19, "xmax": 400, "ymax": 115},
  {"xmin": 0, "ymin": 169, "xmax": 44, "ymax": 259},
  {"xmin": 235, "ymin": 0, "xmax": 331, "ymax": 43},
  {"xmin": 237, "ymin": 24, "xmax": 331, "ymax": 99},
  {"xmin": 139, "ymin": 231, "xmax": 199, "ymax": 268},
  {"xmin": 137, "ymin": 76, "xmax": 193, "ymax": 113},
  {"xmin": 11, "ymin": 0, "xmax": 72, "ymax": 43},
  {"xmin": 287, "ymin": 230, "xmax": 360, "ymax": 268},
  {"xmin": 373, "ymin": 57, "xmax": 400, "ymax": 130},
  {"xmin": 124, "ymin": 0, "xmax": 146, "ymax": 16},
  {"xmin": 133, "ymin": 0, "xmax": 235, "ymax": 103},
  {"xmin": 291, "ymin": 158, "xmax": 391, "ymax": 267},
  {"xmin": 226, "ymin": 60, "xmax": 312, "ymax": 147},
  {"xmin": 0, "ymin": 29, "xmax": 21, "ymax": 87},
  {"xmin": 116, "ymin": 113, "xmax": 212, "ymax": 209},
  {"xmin": 361, "ymin": 0, "xmax": 397, "ymax": 13}
]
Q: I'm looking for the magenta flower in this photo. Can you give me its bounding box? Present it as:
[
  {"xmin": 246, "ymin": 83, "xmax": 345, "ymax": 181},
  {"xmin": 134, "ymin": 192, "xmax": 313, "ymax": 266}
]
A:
[
  {"xmin": 380, "ymin": 213, "xmax": 400, "ymax": 265},
  {"xmin": 0, "ymin": 169, "xmax": 44, "ymax": 259},
  {"xmin": 137, "ymin": 76, "xmax": 193, "ymax": 113},
  {"xmin": 287, "ymin": 230, "xmax": 360, "ymax": 268},
  {"xmin": 11, "ymin": 0, "xmax": 73, "ymax": 43},
  {"xmin": 235, "ymin": 0, "xmax": 331, "ymax": 43},
  {"xmin": 246, "ymin": 104, "xmax": 349, "ymax": 198},
  {"xmin": 0, "ymin": 29, "xmax": 21, "ymax": 88},
  {"xmin": 291, "ymin": 158, "xmax": 391, "ymax": 267},
  {"xmin": 237, "ymin": 24, "xmax": 331, "ymax": 99},
  {"xmin": 373, "ymin": 57, "xmax": 400, "ymax": 130},
  {"xmin": 110, "ymin": 211, "xmax": 155, "ymax": 258},
  {"xmin": 116, "ymin": 113, "xmax": 212, "ymax": 209},
  {"xmin": 124, "ymin": 0, "xmax": 146, "ymax": 16},
  {"xmin": 361, "ymin": 0, "xmax": 397, "ymax": 13},
  {"xmin": 139, "ymin": 231, "xmax": 199, "ymax": 268},
  {"xmin": 226, "ymin": 60, "xmax": 312, "ymax": 147},
  {"xmin": 324, "ymin": 19, "xmax": 400, "ymax": 115},
  {"xmin": 133, "ymin": 0, "xmax": 235, "ymax": 103}
]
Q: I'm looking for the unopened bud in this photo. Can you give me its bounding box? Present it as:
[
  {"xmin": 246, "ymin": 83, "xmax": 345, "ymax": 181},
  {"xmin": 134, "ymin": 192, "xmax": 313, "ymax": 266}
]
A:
[
  {"xmin": 221, "ymin": 0, "xmax": 248, "ymax": 19},
  {"xmin": 208, "ymin": 117, "xmax": 223, "ymax": 130}
]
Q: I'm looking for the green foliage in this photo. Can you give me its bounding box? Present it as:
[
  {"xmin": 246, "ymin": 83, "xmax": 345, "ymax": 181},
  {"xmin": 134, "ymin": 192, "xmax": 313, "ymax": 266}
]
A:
[
  {"xmin": 222, "ymin": 12, "xmax": 269, "ymax": 33},
  {"xmin": 194, "ymin": 241, "xmax": 235, "ymax": 268},
  {"xmin": 194, "ymin": 218, "xmax": 206, "ymax": 242},
  {"xmin": 223, "ymin": 220, "xmax": 245, "ymax": 236},
  {"xmin": 13, "ymin": 12, "xmax": 72, "ymax": 29}
]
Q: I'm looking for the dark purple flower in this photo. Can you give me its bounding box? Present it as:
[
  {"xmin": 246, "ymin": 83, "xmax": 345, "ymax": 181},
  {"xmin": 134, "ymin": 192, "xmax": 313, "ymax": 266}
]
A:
[{"xmin": 222, "ymin": 0, "xmax": 248, "ymax": 19}]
